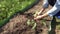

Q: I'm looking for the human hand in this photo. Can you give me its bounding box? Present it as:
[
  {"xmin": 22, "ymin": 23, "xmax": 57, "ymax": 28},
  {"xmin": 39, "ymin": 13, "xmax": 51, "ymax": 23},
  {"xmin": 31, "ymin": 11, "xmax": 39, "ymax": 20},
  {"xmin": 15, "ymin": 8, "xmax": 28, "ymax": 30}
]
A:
[
  {"xmin": 34, "ymin": 13, "xmax": 48, "ymax": 20},
  {"xmin": 34, "ymin": 15, "xmax": 43, "ymax": 20}
]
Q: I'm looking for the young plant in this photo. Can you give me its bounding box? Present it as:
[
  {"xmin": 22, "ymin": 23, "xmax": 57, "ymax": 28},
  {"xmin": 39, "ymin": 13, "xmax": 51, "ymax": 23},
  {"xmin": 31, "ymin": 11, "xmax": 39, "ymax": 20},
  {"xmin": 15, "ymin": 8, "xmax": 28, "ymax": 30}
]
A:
[
  {"xmin": 27, "ymin": 19, "xmax": 37, "ymax": 30},
  {"xmin": 41, "ymin": 19, "xmax": 46, "ymax": 26}
]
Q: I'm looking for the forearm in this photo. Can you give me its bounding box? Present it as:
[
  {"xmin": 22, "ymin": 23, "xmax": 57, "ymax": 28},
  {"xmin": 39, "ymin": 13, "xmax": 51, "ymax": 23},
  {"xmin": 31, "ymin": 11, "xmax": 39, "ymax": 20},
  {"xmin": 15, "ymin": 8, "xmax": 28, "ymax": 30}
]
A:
[
  {"xmin": 38, "ymin": 0, "xmax": 49, "ymax": 15},
  {"xmin": 34, "ymin": 12, "xmax": 48, "ymax": 20},
  {"xmin": 39, "ymin": 6, "xmax": 60, "ymax": 19},
  {"xmin": 41, "ymin": 13, "xmax": 48, "ymax": 18},
  {"xmin": 41, "ymin": 6, "xmax": 60, "ymax": 18},
  {"xmin": 38, "ymin": 8, "xmax": 46, "ymax": 15}
]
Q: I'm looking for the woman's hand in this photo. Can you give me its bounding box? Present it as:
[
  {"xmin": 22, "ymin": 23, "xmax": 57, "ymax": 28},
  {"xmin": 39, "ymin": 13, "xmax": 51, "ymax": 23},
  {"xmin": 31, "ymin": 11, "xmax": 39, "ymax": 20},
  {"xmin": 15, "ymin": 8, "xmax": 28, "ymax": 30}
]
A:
[
  {"xmin": 34, "ymin": 15, "xmax": 43, "ymax": 20},
  {"xmin": 34, "ymin": 13, "xmax": 48, "ymax": 20},
  {"xmin": 34, "ymin": 8, "xmax": 46, "ymax": 20}
]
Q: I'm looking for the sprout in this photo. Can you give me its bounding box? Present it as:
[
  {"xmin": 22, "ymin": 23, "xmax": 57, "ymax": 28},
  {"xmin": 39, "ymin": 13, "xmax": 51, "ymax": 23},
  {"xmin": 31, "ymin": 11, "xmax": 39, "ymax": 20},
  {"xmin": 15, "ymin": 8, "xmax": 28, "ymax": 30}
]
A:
[
  {"xmin": 27, "ymin": 19, "xmax": 37, "ymax": 30},
  {"xmin": 27, "ymin": 19, "xmax": 31, "ymax": 26},
  {"xmin": 42, "ymin": 19, "xmax": 46, "ymax": 26},
  {"xmin": 32, "ymin": 23, "xmax": 36, "ymax": 30}
]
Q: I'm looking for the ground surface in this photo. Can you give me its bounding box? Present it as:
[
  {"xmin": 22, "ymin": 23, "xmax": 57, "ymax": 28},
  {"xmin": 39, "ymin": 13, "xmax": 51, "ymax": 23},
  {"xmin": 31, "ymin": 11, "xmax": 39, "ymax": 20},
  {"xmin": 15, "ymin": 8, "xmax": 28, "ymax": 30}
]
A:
[{"xmin": 0, "ymin": 0, "xmax": 60, "ymax": 34}]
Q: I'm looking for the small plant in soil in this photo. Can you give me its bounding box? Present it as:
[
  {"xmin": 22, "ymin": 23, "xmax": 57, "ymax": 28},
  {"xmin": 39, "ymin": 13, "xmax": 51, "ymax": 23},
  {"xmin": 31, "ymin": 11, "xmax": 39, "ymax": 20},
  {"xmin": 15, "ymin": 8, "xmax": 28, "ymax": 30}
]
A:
[
  {"xmin": 41, "ymin": 19, "xmax": 46, "ymax": 26},
  {"xmin": 27, "ymin": 19, "xmax": 37, "ymax": 30},
  {"xmin": 26, "ymin": 11, "xmax": 38, "ymax": 30},
  {"xmin": 26, "ymin": 11, "xmax": 47, "ymax": 30}
]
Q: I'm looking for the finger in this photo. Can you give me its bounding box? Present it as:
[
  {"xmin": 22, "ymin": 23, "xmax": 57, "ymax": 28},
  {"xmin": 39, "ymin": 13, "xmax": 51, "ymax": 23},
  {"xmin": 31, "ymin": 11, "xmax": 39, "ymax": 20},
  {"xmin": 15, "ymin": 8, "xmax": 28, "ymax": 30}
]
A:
[
  {"xmin": 34, "ymin": 17, "xmax": 39, "ymax": 20},
  {"xmin": 34, "ymin": 17, "xmax": 38, "ymax": 20}
]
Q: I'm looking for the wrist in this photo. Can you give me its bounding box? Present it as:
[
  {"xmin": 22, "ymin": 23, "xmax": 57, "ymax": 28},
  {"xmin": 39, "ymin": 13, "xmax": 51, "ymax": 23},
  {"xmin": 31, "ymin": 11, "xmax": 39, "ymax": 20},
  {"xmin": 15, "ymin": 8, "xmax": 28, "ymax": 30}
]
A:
[{"xmin": 41, "ymin": 13, "xmax": 48, "ymax": 18}]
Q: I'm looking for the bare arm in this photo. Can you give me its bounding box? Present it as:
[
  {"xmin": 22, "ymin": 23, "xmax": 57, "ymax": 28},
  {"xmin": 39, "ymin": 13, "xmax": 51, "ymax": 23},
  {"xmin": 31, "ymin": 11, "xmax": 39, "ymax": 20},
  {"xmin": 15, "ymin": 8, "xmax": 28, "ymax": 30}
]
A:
[
  {"xmin": 37, "ymin": 8, "xmax": 45, "ymax": 15},
  {"xmin": 34, "ymin": 0, "xmax": 60, "ymax": 20},
  {"xmin": 37, "ymin": 0, "xmax": 49, "ymax": 15}
]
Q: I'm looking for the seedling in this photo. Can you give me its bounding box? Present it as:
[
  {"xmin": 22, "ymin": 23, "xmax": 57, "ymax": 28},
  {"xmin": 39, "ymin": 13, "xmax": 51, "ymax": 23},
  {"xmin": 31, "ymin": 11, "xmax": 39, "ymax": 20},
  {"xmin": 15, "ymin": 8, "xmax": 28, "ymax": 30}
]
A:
[
  {"xmin": 41, "ymin": 19, "xmax": 46, "ymax": 26},
  {"xmin": 27, "ymin": 19, "xmax": 37, "ymax": 30}
]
